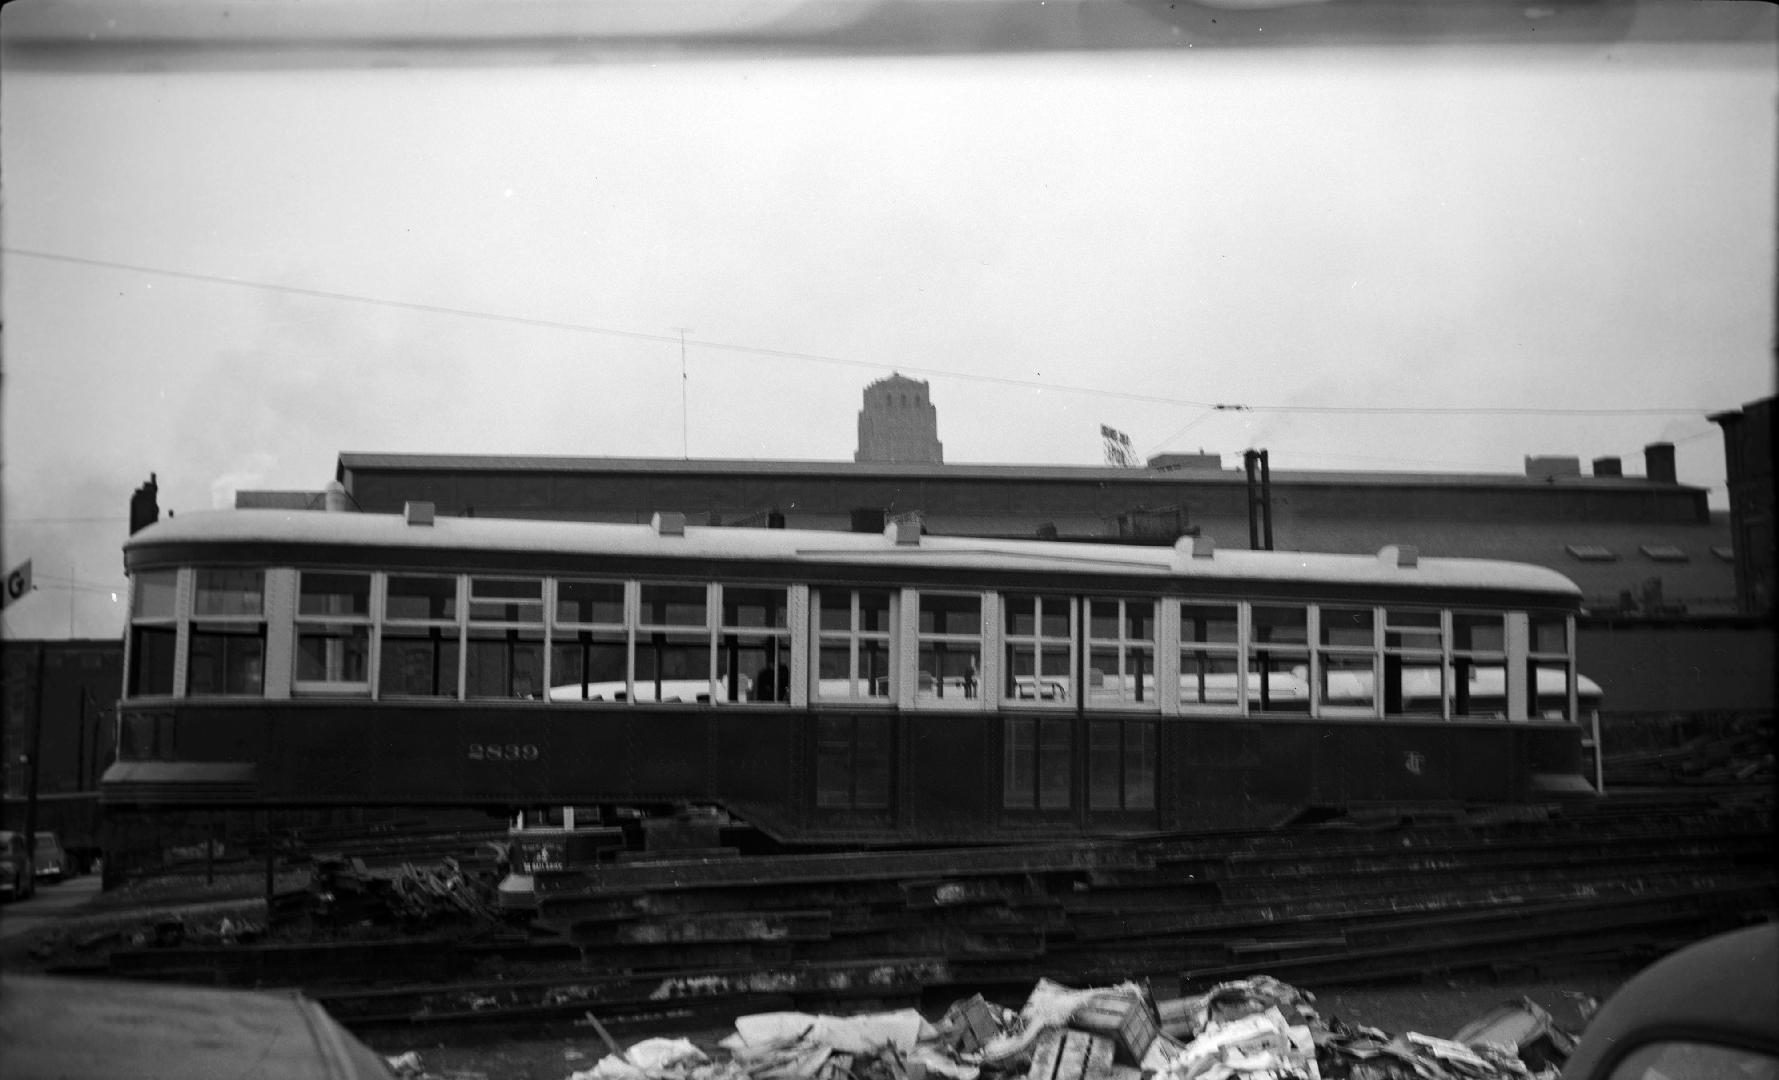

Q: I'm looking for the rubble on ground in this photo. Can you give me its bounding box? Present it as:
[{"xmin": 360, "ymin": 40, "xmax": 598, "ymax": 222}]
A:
[
  {"xmin": 435, "ymin": 975, "xmax": 1581, "ymax": 1080},
  {"xmin": 273, "ymin": 855, "xmax": 502, "ymax": 930}
]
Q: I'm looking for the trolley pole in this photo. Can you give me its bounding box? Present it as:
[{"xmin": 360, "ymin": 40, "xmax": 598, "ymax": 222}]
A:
[
  {"xmin": 1244, "ymin": 450, "xmax": 1261, "ymax": 549},
  {"xmin": 1260, "ymin": 449, "xmax": 1274, "ymax": 551},
  {"xmin": 671, "ymin": 326, "xmax": 694, "ymax": 460}
]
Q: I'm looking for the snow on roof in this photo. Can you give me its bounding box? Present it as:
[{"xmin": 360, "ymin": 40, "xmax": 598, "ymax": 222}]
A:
[{"xmin": 128, "ymin": 509, "xmax": 1583, "ymax": 598}]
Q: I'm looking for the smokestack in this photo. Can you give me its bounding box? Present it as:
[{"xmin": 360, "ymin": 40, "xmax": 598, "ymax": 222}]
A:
[
  {"xmin": 1592, "ymin": 456, "xmax": 1623, "ymax": 478},
  {"xmin": 1644, "ymin": 443, "xmax": 1677, "ymax": 484}
]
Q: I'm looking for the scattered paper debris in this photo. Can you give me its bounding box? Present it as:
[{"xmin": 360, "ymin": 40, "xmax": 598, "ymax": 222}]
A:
[{"xmin": 559, "ymin": 976, "xmax": 1579, "ymax": 1080}]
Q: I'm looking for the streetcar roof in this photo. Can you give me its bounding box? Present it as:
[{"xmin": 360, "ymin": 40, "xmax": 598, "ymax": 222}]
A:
[{"xmin": 127, "ymin": 509, "xmax": 1584, "ymax": 599}]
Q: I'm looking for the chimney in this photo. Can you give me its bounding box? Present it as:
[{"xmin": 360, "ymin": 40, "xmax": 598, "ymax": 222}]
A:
[
  {"xmin": 1644, "ymin": 442, "xmax": 1677, "ymax": 484},
  {"xmin": 1591, "ymin": 456, "xmax": 1623, "ymax": 478},
  {"xmin": 129, "ymin": 473, "xmax": 160, "ymax": 534}
]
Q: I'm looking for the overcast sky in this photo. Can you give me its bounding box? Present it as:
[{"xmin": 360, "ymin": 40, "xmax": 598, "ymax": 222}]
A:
[{"xmin": 2, "ymin": 0, "xmax": 1774, "ymax": 640}]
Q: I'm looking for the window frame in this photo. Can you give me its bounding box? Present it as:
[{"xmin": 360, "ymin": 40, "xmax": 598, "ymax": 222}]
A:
[
  {"xmin": 185, "ymin": 567, "xmax": 268, "ymax": 698},
  {"xmin": 1248, "ymin": 603, "xmax": 1313, "ymax": 716},
  {"xmin": 633, "ymin": 580, "xmax": 716, "ymax": 704},
  {"xmin": 1083, "ymin": 596, "xmax": 1159, "ymax": 712},
  {"xmin": 126, "ymin": 568, "xmax": 182, "ymax": 698},
  {"xmin": 1001, "ymin": 593, "xmax": 1076, "ymax": 708},
  {"xmin": 1316, "ymin": 604, "xmax": 1380, "ymax": 719},
  {"xmin": 464, "ymin": 574, "xmax": 547, "ymax": 701},
  {"xmin": 1382, "ymin": 607, "xmax": 1447, "ymax": 718},
  {"xmin": 1177, "ymin": 599, "xmax": 1244, "ymax": 715},
  {"xmin": 716, "ymin": 582, "xmax": 793, "ymax": 704},
  {"xmin": 812, "ymin": 586, "xmax": 897, "ymax": 706},
  {"xmin": 378, "ymin": 571, "xmax": 465, "ymax": 699},
  {"xmin": 1450, "ymin": 609, "xmax": 1509, "ymax": 719},
  {"xmin": 1527, "ymin": 612, "xmax": 1577, "ymax": 723},
  {"xmin": 549, "ymin": 577, "xmax": 632, "ymax": 703},
  {"xmin": 292, "ymin": 569, "xmax": 373, "ymax": 696},
  {"xmin": 911, "ymin": 589, "xmax": 988, "ymax": 708}
]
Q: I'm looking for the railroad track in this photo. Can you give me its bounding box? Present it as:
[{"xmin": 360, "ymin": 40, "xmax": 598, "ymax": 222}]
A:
[{"xmin": 78, "ymin": 791, "xmax": 1778, "ymax": 1030}]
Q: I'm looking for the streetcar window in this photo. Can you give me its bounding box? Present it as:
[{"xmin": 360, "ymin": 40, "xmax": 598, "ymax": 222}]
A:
[
  {"xmin": 1453, "ymin": 612, "xmax": 1506, "ymax": 653},
  {"xmin": 132, "ymin": 569, "xmax": 178, "ymax": 620},
  {"xmin": 298, "ymin": 572, "xmax": 370, "ymax": 617},
  {"xmin": 814, "ymin": 588, "xmax": 894, "ymax": 704},
  {"xmin": 1317, "ymin": 607, "xmax": 1377, "ymax": 716},
  {"xmin": 128, "ymin": 626, "xmax": 176, "ymax": 696},
  {"xmin": 381, "ymin": 575, "xmax": 463, "ymax": 698},
  {"xmin": 1532, "ymin": 663, "xmax": 1574, "ymax": 721},
  {"xmin": 1319, "ymin": 607, "xmax": 1374, "ymax": 648},
  {"xmin": 555, "ymin": 579, "xmax": 624, "ymax": 625},
  {"xmin": 467, "ymin": 628, "xmax": 545, "ymax": 699},
  {"xmin": 718, "ymin": 585, "xmax": 790, "ymax": 703},
  {"xmin": 918, "ymin": 592, "xmax": 981, "ymax": 635},
  {"xmin": 1250, "ymin": 605, "xmax": 1311, "ymax": 715},
  {"xmin": 1531, "ymin": 615, "xmax": 1569, "ymax": 655},
  {"xmin": 1383, "ymin": 609, "xmax": 1445, "ymax": 717},
  {"xmin": 380, "ymin": 627, "xmax": 461, "ymax": 698},
  {"xmin": 1085, "ymin": 598, "xmax": 1156, "ymax": 711},
  {"xmin": 1451, "ymin": 611, "xmax": 1508, "ymax": 719},
  {"xmin": 188, "ymin": 623, "xmax": 266, "ymax": 695},
  {"xmin": 916, "ymin": 592, "xmax": 983, "ymax": 704},
  {"xmin": 637, "ymin": 583, "xmax": 712, "ymax": 703},
  {"xmin": 721, "ymin": 586, "xmax": 788, "ymax": 629},
  {"xmin": 633, "ymin": 630, "xmax": 713, "ymax": 703},
  {"xmin": 295, "ymin": 623, "xmax": 369, "ymax": 689},
  {"xmin": 639, "ymin": 583, "xmax": 707, "ymax": 627},
  {"xmin": 127, "ymin": 569, "xmax": 179, "ymax": 697},
  {"xmin": 1003, "ymin": 595, "xmax": 1074, "ymax": 706},
  {"xmin": 1528, "ymin": 616, "xmax": 1574, "ymax": 722},
  {"xmin": 468, "ymin": 577, "xmax": 544, "ymax": 623},
  {"xmin": 385, "ymin": 574, "xmax": 459, "ymax": 620},
  {"xmin": 467, "ymin": 578, "xmax": 544, "ymax": 699},
  {"xmin": 550, "ymin": 636, "xmax": 627, "ymax": 702},
  {"xmin": 193, "ymin": 568, "xmax": 264, "ymax": 617},
  {"xmin": 1180, "ymin": 601, "xmax": 1241, "ymax": 713},
  {"xmin": 552, "ymin": 580, "xmax": 627, "ymax": 702},
  {"xmin": 295, "ymin": 571, "xmax": 371, "ymax": 694},
  {"xmin": 187, "ymin": 569, "xmax": 266, "ymax": 696}
]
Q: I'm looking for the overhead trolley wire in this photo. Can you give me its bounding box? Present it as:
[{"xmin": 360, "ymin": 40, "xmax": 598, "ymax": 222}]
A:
[{"xmin": 4, "ymin": 245, "xmax": 1722, "ymax": 419}]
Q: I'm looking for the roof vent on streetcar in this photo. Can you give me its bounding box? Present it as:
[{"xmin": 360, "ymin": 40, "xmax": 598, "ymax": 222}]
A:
[
  {"xmin": 885, "ymin": 517, "xmax": 922, "ymax": 546},
  {"xmin": 1174, "ymin": 535, "xmax": 1215, "ymax": 559},
  {"xmin": 1379, "ymin": 544, "xmax": 1418, "ymax": 568},
  {"xmin": 404, "ymin": 501, "xmax": 435, "ymax": 526},
  {"xmin": 652, "ymin": 511, "xmax": 687, "ymax": 537}
]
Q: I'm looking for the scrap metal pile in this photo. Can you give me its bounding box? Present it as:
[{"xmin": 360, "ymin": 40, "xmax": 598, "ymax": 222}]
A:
[
  {"xmin": 398, "ymin": 975, "xmax": 1577, "ymax": 1080},
  {"xmin": 271, "ymin": 856, "xmax": 505, "ymax": 932}
]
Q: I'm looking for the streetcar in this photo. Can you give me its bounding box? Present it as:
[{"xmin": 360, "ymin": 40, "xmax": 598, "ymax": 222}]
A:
[{"xmin": 103, "ymin": 506, "xmax": 1600, "ymax": 846}]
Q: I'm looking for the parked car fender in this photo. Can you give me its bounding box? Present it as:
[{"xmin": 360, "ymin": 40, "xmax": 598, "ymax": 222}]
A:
[{"xmin": 1560, "ymin": 923, "xmax": 1778, "ymax": 1080}]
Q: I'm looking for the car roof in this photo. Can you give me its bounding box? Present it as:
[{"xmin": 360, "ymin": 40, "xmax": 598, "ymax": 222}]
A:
[{"xmin": 1561, "ymin": 923, "xmax": 1779, "ymax": 1080}]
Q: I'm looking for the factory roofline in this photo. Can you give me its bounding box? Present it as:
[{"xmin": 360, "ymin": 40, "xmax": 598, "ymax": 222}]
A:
[{"xmin": 336, "ymin": 452, "xmax": 1696, "ymax": 493}]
